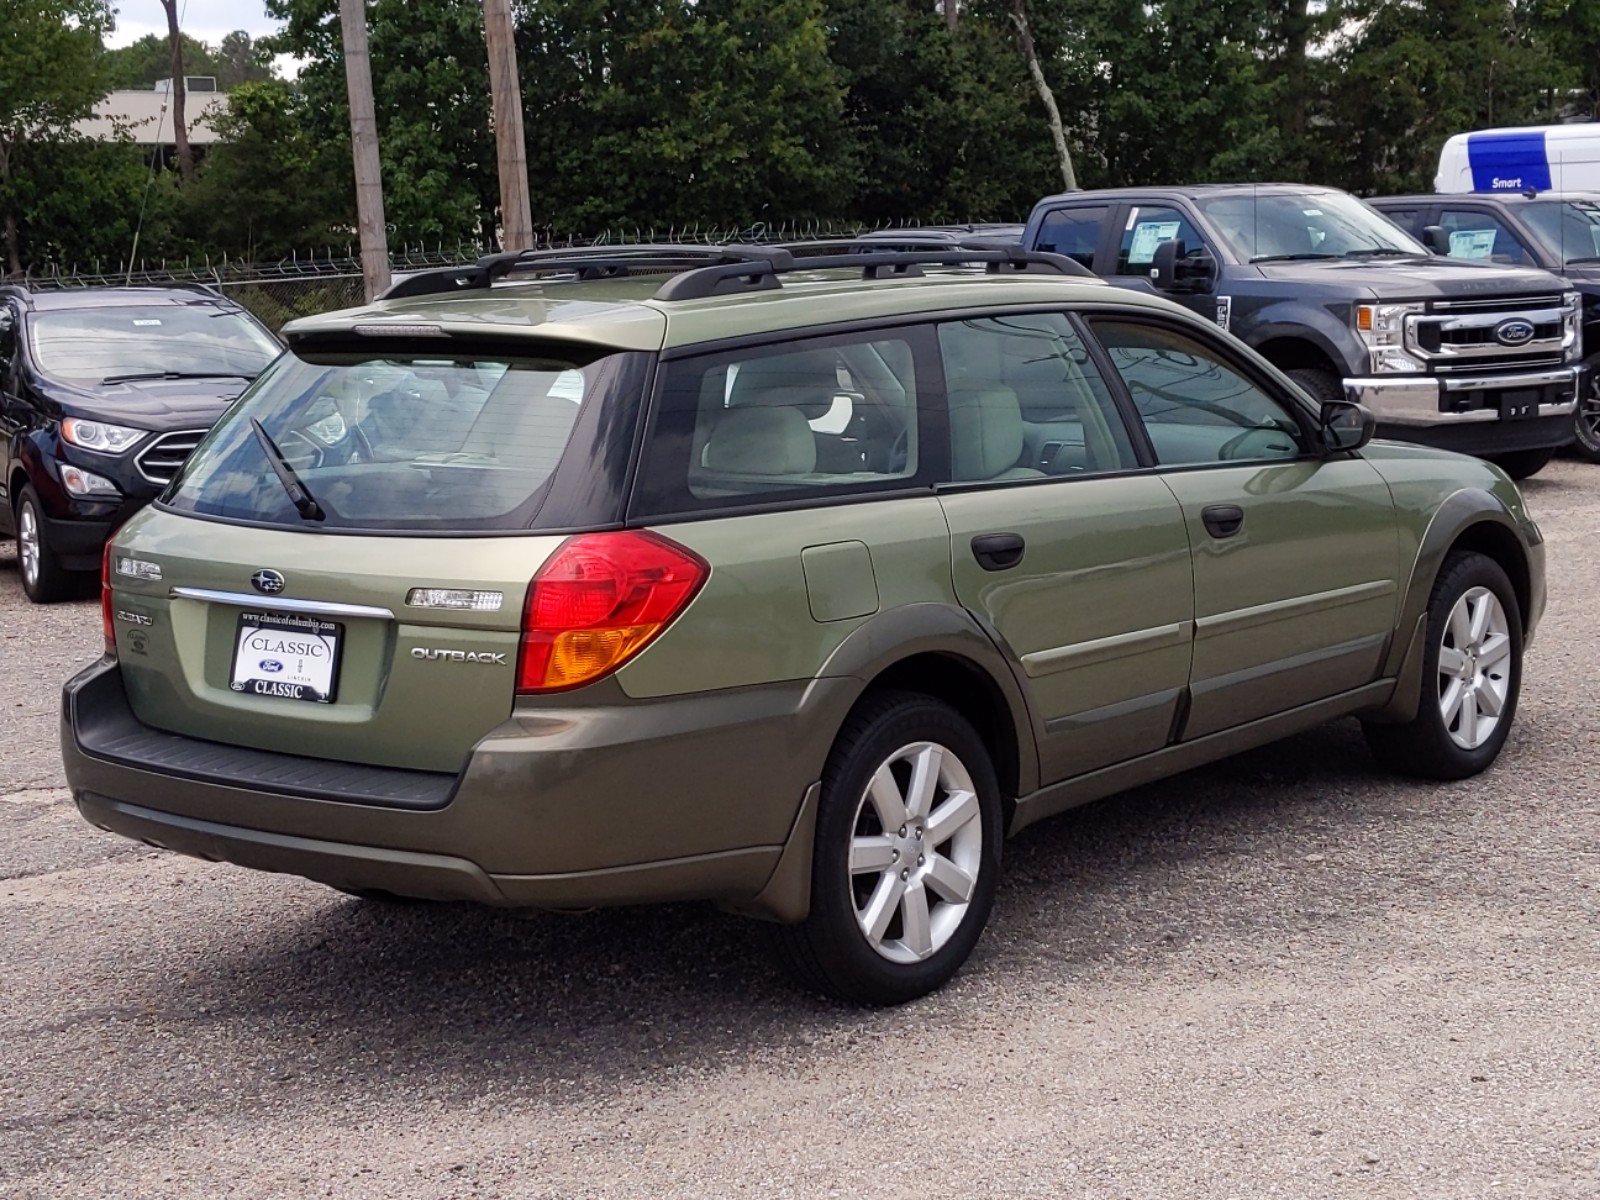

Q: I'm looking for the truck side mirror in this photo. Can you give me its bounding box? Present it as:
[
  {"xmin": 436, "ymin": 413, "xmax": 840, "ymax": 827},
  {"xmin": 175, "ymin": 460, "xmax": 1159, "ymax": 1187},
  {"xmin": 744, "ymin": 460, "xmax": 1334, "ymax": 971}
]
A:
[
  {"xmin": 1318, "ymin": 399, "xmax": 1375, "ymax": 454},
  {"xmin": 1151, "ymin": 240, "xmax": 1216, "ymax": 293},
  {"xmin": 0, "ymin": 309, "xmax": 14, "ymax": 375},
  {"xmin": 1421, "ymin": 225, "xmax": 1451, "ymax": 255}
]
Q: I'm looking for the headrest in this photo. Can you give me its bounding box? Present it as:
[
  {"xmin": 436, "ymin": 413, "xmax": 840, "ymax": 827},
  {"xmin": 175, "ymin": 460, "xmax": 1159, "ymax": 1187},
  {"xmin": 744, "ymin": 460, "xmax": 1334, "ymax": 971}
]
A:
[
  {"xmin": 949, "ymin": 385, "xmax": 1025, "ymax": 481},
  {"xmin": 701, "ymin": 406, "xmax": 817, "ymax": 476},
  {"xmin": 728, "ymin": 348, "xmax": 840, "ymax": 419}
]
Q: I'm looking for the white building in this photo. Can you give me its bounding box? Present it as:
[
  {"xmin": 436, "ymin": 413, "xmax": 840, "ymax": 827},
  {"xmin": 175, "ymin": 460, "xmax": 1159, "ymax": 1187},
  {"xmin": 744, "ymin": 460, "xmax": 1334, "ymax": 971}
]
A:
[{"xmin": 75, "ymin": 78, "xmax": 230, "ymax": 148}]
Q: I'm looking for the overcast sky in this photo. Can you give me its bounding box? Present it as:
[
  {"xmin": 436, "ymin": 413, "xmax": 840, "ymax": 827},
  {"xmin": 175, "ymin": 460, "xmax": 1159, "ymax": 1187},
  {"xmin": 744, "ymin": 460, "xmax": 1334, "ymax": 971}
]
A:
[{"xmin": 108, "ymin": 1, "xmax": 283, "ymax": 50}]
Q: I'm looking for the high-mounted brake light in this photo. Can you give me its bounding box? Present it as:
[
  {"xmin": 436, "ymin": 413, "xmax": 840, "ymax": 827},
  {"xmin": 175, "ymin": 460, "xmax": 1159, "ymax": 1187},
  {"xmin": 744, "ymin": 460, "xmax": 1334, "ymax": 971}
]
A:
[
  {"xmin": 517, "ymin": 531, "xmax": 708, "ymax": 693},
  {"xmin": 100, "ymin": 541, "xmax": 116, "ymax": 658}
]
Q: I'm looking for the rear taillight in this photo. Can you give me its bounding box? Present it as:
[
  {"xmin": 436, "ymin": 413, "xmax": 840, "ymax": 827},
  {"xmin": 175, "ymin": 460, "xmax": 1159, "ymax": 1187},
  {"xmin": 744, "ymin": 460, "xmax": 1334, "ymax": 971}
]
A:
[
  {"xmin": 517, "ymin": 531, "xmax": 708, "ymax": 693},
  {"xmin": 100, "ymin": 540, "xmax": 116, "ymax": 658}
]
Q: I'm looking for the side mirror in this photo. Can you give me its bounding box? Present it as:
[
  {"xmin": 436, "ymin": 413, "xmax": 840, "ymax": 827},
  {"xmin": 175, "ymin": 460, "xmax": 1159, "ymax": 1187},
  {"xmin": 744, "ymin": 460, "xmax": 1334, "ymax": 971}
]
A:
[
  {"xmin": 0, "ymin": 309, "xmax": 14, "ymax": 374},
  {"xmin": 1319, "ymin": 399, "xmax": 1376, "ymax": 454},
  {"xmin": 1421, "ymin": 224, "xmax": 1451, "ymax": 255},
  {"xmin": 1150, "ymin": 240, "xmax": 1216, "ymax": 293}
]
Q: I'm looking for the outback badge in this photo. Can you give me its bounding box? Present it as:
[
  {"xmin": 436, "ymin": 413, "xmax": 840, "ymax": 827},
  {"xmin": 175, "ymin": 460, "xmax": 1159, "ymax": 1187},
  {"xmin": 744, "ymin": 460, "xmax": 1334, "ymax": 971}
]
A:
[{"xmin": 250, "ymin": 569, "xmax": 287, "ymax": 595}]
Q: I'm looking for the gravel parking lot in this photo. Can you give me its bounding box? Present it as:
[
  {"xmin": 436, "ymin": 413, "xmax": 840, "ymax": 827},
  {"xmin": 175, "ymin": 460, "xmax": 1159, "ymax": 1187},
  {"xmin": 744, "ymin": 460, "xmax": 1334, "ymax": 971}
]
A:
[{"xmin": 3, "ymin": 462, "xmax": 1599, "ymax": 1199}]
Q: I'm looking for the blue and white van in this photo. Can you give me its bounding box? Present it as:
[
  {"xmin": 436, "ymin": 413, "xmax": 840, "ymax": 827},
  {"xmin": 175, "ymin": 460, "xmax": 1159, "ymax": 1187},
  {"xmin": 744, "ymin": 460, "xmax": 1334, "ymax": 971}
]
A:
[{"xmin": 1436, "ymin": 125, "xmax": 1600, "ymax": 194}]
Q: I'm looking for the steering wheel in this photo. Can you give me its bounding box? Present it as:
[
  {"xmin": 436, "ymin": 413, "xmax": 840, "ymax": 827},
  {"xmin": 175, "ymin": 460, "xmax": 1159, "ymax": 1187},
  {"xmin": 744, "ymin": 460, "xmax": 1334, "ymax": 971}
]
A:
[{"xmin": 886, "ymin": 426, "xmax": 910, "ymax": 474}]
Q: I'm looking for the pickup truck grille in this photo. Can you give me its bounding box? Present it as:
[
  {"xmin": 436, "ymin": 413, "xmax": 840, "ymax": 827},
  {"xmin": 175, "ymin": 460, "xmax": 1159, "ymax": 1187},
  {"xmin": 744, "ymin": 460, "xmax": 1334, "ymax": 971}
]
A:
[
  {"xmin": 1405, "ymin": 292, "xmax": 1577, "ymax": 374},
  {"xmin": 134, "ymin": 430, "xmax": 207, "ymax": 486}
]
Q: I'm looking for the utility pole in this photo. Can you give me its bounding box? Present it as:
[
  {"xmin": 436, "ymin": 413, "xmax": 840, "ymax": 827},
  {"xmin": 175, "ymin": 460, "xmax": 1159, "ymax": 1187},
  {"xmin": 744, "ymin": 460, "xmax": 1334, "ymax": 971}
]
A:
[
  {"xmin": 339, "ymin": 0, "xmax": 391, "ymax": 300},
  {"xmin": 157, "ymin": 0, "xmax": 193, "ymax": 181},
  {"xmin": 482, "ymin": 0, "xmax": 534, "ymax": 251}
]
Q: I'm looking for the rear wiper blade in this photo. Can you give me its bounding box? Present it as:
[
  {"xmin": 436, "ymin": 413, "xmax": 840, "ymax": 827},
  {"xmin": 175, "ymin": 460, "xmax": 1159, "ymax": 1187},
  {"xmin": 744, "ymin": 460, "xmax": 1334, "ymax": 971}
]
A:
[
  {"xmin": 249, "ymin": 418, "xmax": 325, "ymax": 522},
  {"xmin": 1250, "ymin": 253, "xmax": 1338, "ymax": 263},
  {"xmin": 101, "ymin": 370, "xmax": 256, "ymax": 384}
]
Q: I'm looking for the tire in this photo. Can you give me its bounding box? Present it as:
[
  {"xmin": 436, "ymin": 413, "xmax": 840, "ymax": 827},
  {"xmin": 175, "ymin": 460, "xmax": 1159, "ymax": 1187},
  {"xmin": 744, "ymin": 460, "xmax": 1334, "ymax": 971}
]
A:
[
  {"xmin": 773, "ymin": 690, "xmax": 1004, "ymax": 1006},
  {"xmin": 1488, "ymin": 447, "xmax": 1555, "ymax": 481},
  {"xmin": 1572, "ymin": 354, "xmax": 1600, "ymax": 463},
  {"xmin": 1286, "ymin": 367, "xmax": 1345, "ymax": 409},
  {"xmin": 15, "ymin": 485, "xmax": 77, "ymax": 604},
  {"xmin": 1362, "ymin": 551, "xmax": 1522, "ymax": 781}
]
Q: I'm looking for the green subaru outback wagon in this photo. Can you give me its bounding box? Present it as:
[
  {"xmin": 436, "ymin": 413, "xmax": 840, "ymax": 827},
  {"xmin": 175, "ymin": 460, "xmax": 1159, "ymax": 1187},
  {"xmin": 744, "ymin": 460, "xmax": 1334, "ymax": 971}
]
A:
[{"xmin": 63, "ymin": 243, "xmax": 1544, "ymax": 1005}]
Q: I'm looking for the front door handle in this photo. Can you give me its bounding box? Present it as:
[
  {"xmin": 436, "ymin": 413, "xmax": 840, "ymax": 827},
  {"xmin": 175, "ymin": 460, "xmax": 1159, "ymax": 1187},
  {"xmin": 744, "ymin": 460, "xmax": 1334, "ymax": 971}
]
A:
[
  {"xmin": 971, "ymin": 532, "xmax": 1026, "ymax": 571},
  {"xmin": 1201, "ymin": 504, "xmax": 1245, "ymax": 539}
]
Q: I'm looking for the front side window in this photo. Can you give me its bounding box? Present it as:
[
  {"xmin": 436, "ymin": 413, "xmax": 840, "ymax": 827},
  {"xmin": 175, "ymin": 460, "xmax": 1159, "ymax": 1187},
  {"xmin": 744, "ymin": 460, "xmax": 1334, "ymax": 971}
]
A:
[
  {"xmin": 29, "ymin": 303, "xmax": 280, "ymax": 386},
  {"xmin": 166, "ymin": 346, "xmax": 640, "ymax": 531},
  {"xmin": 1035, "ymin": 206, "xmax": 1109, "ymax": 269},
  {"xmin": 937, "ymin": 312, "xmax": 1136, "ymax": 480},
  {"xmin": 1437, "ymin": 209, "xmax": 1535, "ymax": 264},
  {"xmin": 1114, "ymin": 206, "xmax": 1206, "ymax": 276},
  {"xmin": 1195, "ymin": 190, "xmax": 1428, "ymax": 263},
  {"xmin": 634, "ymin": 332, "xmax": 926, "ymax": 517},
  {"xmin": 1092, "ymin": 320, "xmax": 1305, "ymax": 466}
]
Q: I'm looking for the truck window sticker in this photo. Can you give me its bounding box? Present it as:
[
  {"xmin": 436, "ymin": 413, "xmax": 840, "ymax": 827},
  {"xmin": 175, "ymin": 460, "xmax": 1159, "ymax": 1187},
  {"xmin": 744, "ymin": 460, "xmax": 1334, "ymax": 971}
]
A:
[
  {"xmin": 1448, "ymin": 229, "xmax": 1497, "ymax": 259},
  {"xmin": 1128, "ymin": 221, "xmax": 1182, "ymax": 265}
]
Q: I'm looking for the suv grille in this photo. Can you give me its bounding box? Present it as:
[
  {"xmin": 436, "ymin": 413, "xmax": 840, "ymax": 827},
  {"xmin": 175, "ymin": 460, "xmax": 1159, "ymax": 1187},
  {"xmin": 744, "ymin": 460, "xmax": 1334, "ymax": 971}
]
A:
[
  {"xmin": 135, "ymin": 430, "xmax": 207, "ymax": 486},
  {"xmin": 1406, "ymin": 293, "xmax": 1576, "ymax": 374}
]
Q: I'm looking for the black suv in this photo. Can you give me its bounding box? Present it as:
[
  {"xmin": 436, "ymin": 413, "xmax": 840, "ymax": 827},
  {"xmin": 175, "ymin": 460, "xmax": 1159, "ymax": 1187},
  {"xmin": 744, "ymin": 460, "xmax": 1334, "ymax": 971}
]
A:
[
  {"xmin": 0, "ymin": 286, "xmax": 281, "ymax": 602},
  {"xmin": 1367, "ymin": 192, "xmax": 1600, "ymax": 460},
  {"xmin": 1020, "ymin": 184, "xmax": 1586, "ymax": 479}
]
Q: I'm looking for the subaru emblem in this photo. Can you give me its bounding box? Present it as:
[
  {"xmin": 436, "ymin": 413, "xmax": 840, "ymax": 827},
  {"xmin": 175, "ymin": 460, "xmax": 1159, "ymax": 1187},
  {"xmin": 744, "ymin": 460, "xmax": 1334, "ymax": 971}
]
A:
[
  {"xmin": 1494, "ymin": 318, "xmax": 1536, "ymax": 347},
  {"xmin": 251, "ymin": 569, "xmax": 286, "ymax": 595}
]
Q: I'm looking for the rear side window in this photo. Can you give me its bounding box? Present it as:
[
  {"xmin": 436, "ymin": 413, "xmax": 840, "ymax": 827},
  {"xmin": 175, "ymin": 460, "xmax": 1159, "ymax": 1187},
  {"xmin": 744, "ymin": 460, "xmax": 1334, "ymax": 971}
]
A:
[
  {"xmin": 633, "ymin": 331, "xmax": 931, "ymax": 518},
  {"xmin": 937, "ymin": 313, "xmax": 1136, "ymax": 480},
  {"xmin": 164, "ymin": 346, "xmax": 647, "ymax": 531},
  {"xmin": 1034, "ymin": 206, "xmax": 1108, "ymax": 268},
  {"xmin": 1092, "ymin": 320, "xmax": 1305, "ymax": 465}
]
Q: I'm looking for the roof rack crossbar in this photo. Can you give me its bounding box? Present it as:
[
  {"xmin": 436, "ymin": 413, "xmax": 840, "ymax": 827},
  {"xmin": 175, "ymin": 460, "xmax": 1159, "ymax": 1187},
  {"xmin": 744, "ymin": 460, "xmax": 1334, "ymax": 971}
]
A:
[{"xmin": 379, "ymin": 240, "xmax": 1092, "ymax": 303}]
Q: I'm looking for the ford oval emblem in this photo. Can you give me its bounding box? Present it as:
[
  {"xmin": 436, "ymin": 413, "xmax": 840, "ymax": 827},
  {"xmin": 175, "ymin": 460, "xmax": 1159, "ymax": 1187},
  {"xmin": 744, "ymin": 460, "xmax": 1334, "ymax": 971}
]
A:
[
  {"xmin": 1494, "ymin": 318, "xmax": 1536, "ymax": 347},
  {"xmin": 260, "ymin": 659, "xmax": 284, "ymax": 673},
  {"xmin": 250, "ymin": 569, "xmax": 286, "ymax": 595}
]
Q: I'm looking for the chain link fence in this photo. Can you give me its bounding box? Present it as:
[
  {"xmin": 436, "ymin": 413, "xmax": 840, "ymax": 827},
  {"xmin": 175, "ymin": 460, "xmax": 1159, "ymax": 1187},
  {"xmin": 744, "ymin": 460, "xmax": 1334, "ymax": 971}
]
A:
[{"xmin": 13, "ymin": 221, "xmax": 990, "ymax": 331}]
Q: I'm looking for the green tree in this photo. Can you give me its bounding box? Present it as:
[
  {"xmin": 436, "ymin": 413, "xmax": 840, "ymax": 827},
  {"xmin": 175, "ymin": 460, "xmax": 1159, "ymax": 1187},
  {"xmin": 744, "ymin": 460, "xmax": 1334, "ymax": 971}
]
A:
[
  {"xmin": 0, "ymin": 0, "xmax": 116, "ymax": 275},
  {"xmin": 266, "ymin": 0, "xmax": 498, "ymax": 247},
  {"xmin": 181, "ymin": 79, "xmax": 353, "ymax": 260},
  {"xmin": 103, "ymin": 31, "xmax": 217, "ymax": 89}
]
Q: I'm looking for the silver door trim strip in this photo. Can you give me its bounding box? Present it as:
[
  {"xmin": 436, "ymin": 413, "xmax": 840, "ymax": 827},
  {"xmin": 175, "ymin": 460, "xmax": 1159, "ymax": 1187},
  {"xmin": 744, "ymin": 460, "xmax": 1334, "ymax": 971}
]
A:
[
  {"xmin": 1194, "ymin": 579, "xmax": 1397, "ymax": 640},
  {"xmin": 169, "ymin": 587, "xmax": 395, "ymax": 620},
  {"xmin": 1021, "ymin": 620, "xmax": 1194, "ymax": 678}
]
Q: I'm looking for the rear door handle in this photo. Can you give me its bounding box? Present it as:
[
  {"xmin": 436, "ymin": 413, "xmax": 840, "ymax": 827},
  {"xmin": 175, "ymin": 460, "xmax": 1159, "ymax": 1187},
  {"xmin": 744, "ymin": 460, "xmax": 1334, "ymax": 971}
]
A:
[
  {"xmin": 971, "ymin": 532, "xmax": 1026, "ymax": 571},
  {"xmin": 1202, "ymin": 504, "xmax": 1245, "ymax": 539}
]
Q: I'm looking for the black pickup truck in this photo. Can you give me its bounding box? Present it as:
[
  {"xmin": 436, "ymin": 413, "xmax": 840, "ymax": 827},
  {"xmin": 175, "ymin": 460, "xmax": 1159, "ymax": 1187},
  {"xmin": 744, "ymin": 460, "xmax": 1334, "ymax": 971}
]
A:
[
  {"xmin": 1020, "ymin": 184, "xmax": 1586, "ymax": 478},
  {"xmin": 1366, "ymin": 191, "xmax": 1600, "ymax": 461}
]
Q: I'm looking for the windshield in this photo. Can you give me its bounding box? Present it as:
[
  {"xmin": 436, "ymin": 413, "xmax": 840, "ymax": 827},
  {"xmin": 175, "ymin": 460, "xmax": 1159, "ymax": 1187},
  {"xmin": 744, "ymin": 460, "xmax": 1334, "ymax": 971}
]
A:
[
  {"xmin": 1193, "ymin": 190, "xmax": 1429, "ymax": 263},
  {"xmin": 30, "ymin": 303, "xmax": 280, "ymax": 385},
  {"xmin": 1519, "ymin": 200, "xmax": 1600, "ymax": 265},
  {"xmin": 163, "ymin": 346, "xmax": 637, "ymax": 532}
]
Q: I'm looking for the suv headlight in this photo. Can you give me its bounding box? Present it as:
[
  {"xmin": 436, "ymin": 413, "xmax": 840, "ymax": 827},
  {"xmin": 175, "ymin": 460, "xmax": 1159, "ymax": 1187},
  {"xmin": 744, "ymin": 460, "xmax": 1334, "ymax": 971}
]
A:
[
  {"xmin": 1355, "ymin": 302, "xmax": 1426, "ymax": 373},
  {"xmin": 60, "ymin": 418, "xmax": 148, "ymax": 454},
  {"xmin": 1563, "ymin": 291, "xmax": 1582, "ymax": 362}
]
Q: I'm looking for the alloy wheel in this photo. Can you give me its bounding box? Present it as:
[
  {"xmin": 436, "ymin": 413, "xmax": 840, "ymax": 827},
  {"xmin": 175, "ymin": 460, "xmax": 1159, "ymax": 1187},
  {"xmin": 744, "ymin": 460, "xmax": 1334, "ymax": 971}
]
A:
[
  {"xmin": 1437, "ymin": 585, "xmax": 1513, "ymax": 751},
  {"xmin": 18, "ymin": 502, "xmax": 40, "ymax": 589},
  {"xmin": 849, "ymin": 740, "xmax": 983, "ymax": 965}
]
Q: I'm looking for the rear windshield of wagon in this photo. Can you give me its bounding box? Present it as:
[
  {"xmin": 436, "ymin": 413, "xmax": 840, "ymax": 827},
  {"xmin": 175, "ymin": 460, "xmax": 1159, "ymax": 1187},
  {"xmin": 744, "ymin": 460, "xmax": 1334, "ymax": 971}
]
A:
[{"xmin": 162, "ymin": 344, "xmax": 651, "ymax": 532}]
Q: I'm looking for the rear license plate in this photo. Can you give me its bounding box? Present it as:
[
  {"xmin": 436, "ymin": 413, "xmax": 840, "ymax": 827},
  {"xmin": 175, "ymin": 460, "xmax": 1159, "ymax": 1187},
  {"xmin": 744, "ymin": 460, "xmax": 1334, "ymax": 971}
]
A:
[
  {"xmin": 229, "ymin": 612, "xmax": 343, "ymax": 704},
  {"xmin": 1500, "ymin": 390, "xmax": 1539, "ymax": 420}
]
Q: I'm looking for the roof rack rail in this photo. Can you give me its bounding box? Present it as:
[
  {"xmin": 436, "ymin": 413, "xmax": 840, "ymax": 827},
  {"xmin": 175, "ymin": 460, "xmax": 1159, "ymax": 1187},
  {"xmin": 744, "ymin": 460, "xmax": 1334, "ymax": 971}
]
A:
[{"xmin": 379, "ymin": 239, "xmax": 1092, "ymax": 304}]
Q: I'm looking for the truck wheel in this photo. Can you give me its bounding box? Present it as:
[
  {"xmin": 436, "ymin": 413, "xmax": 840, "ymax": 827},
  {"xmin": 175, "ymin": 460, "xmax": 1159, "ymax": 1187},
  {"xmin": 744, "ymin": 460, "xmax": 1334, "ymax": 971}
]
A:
[
  {"xmin": 1362, "ymin": 551, "xmax": 1521, "ymax": 781},
  {"xmin": 1286, "ymin": 367, "xmax": 1344, "ymax": 408},
  {"xmin": 1572, "ymin": 355, "xmax": 1600, "ymax": 463},
  {"xmin": 15, "ymin": 486, "xmax": 77, "ymax": 604},
  {"xmin": 773, "ymin": 690, "xmax": 1004, "ymax": 1006},
  {"xmin": 1487, "ymin": 448, "xmax": 1555, "ymax": 481}
]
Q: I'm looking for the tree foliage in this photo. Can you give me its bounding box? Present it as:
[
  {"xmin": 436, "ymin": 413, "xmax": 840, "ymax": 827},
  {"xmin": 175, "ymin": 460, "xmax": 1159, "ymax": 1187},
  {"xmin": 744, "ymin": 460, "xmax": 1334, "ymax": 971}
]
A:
[{"xmin": 8, "ymin": 0, "xmax": 1600, "ymax": 275}]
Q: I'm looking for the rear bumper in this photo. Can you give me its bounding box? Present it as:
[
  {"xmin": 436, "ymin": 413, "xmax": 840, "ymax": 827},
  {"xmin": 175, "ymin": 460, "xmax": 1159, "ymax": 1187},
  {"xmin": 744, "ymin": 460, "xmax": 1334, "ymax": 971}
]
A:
[
  {"xmin": 1344, "ymin": 365, "xmax": 1581, "ymax": 449},
  {"xmin": 62, "ymin": 660, "xmax": 845, "ymax": 917}
]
